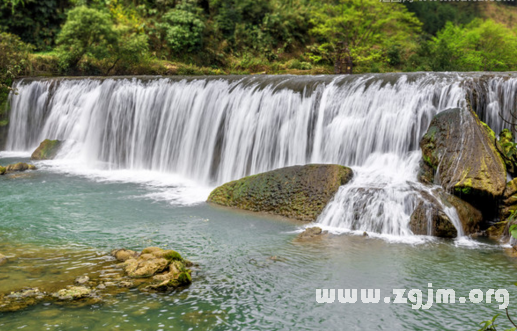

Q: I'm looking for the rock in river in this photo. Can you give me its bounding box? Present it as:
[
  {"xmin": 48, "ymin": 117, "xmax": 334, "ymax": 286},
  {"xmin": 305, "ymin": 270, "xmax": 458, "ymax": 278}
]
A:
[
  {"xmin": 31, "ymin": 139, "xmax": 62, "ymax": 160},
  {"xmin": 409, "ymin": 189, "xmax": 482, "ymax": 238},
  {"xmin": 0, "ymin": 254, "xmax": 7, "ymax": 266},
  {"xmin": 419, "ymin": 107, "xmax": 506, "ymax": 216},
  {"xmin": 4, "ymin": 162, "xmax": 36, "ymax": 173},
  {"xmin": 207, "ymin": 164, "xmax": 353, "ymax": 221}
]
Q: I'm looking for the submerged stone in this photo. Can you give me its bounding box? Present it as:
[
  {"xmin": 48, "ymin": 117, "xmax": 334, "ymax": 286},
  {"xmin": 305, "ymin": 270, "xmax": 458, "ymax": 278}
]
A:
[
  {"xmin": 0, "ymin": 246, "xmax": 194, "ymax": 312},
  {"xmin": 53, "ymin": 286, "xmax": 93, "ymax": 300},
  {"xmin": 75, "ymin": 275, "xmax": 90, "ymax": 285},
  {"xmin": 0, "ymin": 254, "xmax": 6, "ymax": 266},
  {"xmin": 207, "ymin": 164, "xmax": 353, "ymax": 221},
  {"xmin": 31, "ymin": 139, "xmax": 62, "ymax": 160},
  {"xmin": 111, "ymin": 248, "xmax": 138, "ymax": 262},
  {"xmin": 297, "ymin": 227, "xmax": 328, "ymax": 240}
]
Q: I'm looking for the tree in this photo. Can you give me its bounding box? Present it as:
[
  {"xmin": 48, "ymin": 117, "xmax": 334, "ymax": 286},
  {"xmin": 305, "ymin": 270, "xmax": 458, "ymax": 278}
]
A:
[
  {"xmin": 55, "ymin": 5, "xmax": 148, "ymax": 73},
  {"xmin": 430, "ymin": 19, "xmax": 517, "ymax": 71},
  {"xmin": 0, "ymin": 32, "xmax": 32, "ymax": 125},
  {"xmin": 159, "ymin": 0, "xmax": 205, "ymax": 53},
  {"xmin": 0, "ymin": 32, "xmax": 32, "ymax": 91},
  {"xmin": 56, "ymin": 6, "xmax": 118, "ymax": 68},
  {"xmin": 309, "ymin": 0, "xmax": 421, "ymax": 74},
  {"xmin": 0, "ymin": 0, "xmax": 71, "ymax": 51}
]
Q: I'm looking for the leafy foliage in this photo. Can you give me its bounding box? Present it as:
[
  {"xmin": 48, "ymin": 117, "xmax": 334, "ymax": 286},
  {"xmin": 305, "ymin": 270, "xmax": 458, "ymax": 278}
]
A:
[
  {"xmin": 56, "ymin": 6, "xmax": 118, "ymax": 68},
  {"xmin": 309, "ymin": 0, "xmax": 421, "ymax": 72},
  {"xmin": 0, "ymin": 32, "xmax": 32, "ymax": 90},
  {"xmin": 158, "ymin": 0, "xmax": 205, "ymax": 53},
  {"xmin": 404, "ymin": 2, "xmax": 479, "ymax": 36},
  {"xmin": 0, "ymin": 0, "xmax": 70, "ymax": 51},
  {"xmin": 429, "ymin": 20, "xmax": 517, "ymax": 71},
  {"xmin": 55, "ymin": 5, "xmax": 148, "ymax": 73},
  {"xmin": 0, "ymin": 32, "xmax": 32, "ymax": 125},
  {"xmin": 2, "ymin": 0, "xmax": 517, "ymax": 77}
]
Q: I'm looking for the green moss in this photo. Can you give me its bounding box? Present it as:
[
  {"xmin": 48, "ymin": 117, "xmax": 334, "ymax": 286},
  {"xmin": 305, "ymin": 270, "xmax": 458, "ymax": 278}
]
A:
[
  {"xmin": 207, "ymin": 164, "xmax": 353, "ymax": 221},
  {"xmin": 176, "ymin": 271, "xmax": 192, "ymax": 285},
  {"xmin": 31, "ymin": 139, "xmax": 61, "ymax": 160},
  {"xmin": 163, "ymin": 250, "xmax": 183, "ymax": 262},
  {"xmin": 480, "ymin": 120, "xmax": 496, "ymax": 140},
  {"xmin": 0, "ymin": 166, "xmax": 5, "ymax": 175}
]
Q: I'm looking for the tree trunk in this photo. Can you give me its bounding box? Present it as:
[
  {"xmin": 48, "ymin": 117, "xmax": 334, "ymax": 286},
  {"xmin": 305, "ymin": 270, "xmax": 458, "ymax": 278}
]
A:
[{"xmin": 334, "ymin": 41, "xmax": 353, "ymax": 75}]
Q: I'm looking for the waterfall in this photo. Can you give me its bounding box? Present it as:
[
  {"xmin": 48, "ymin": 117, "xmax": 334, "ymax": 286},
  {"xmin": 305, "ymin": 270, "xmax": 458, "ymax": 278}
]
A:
[{"xmin": 6, "ymin": 73, "xmax": 517, "ymax": 236}]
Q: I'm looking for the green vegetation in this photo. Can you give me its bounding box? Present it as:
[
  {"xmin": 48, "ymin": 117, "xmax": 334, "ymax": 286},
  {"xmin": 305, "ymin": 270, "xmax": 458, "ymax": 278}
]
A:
[
  {"xmin": 0, "ymin": 31, "xmax": 32, "ymax": 127},
  {"xmin": 0, "ymin": 0, "xmax": 517, "ymax": 83},
  {"xmin": 1, "ymin": 0, "xmax": 517, "ymax": 127}
]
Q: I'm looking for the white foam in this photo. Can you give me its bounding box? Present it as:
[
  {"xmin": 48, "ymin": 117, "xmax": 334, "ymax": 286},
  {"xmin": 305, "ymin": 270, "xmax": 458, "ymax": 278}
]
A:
[
  {"xmin": 298, "ymin": 223, "xmax": 435, "ymax": 245},
  {"xmin": 0, "ymin": 151, "xmax": 31, "ymax": 158},
  {"xmin": 36, "ymin": 158, "xmax": 213, "ymax": 205}
]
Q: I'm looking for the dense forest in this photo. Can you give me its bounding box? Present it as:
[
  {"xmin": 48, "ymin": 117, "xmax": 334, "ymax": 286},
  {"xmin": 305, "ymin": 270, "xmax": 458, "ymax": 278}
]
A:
[{"xmin": 1, "ymin": 0, "xmax": 517, "ymax": 91}]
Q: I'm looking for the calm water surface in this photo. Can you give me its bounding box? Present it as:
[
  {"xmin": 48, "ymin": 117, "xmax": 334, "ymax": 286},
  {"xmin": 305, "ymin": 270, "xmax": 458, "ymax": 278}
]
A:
[{"xmin": 1, "ymin": 154, "xmax": 516, "ymax": 331}]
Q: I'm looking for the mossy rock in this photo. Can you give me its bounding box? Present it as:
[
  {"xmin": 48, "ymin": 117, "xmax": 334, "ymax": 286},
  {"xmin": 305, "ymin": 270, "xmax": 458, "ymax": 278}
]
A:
[
  {"xmin": 420, "ymin": 107, "xmax": 506, "ymax": 216},
  {"xmin": 53, "ymin": 286, "xmax": 92, "ymax": 300},
  {"xmin": 497, "ymin": 129, "xmax": 517, "ymax": 177},
  {"xmin": 0, "ymin": 166, "xmax": 5, "ymax": 175},
  {"xmin": 410, "ymin": 200, "xmax": 457, "ymax": 238},
  {"xmin": 500, "ymin": 179, "xmax": 517, "ymax": 221},
  {"xmin": 31, "ymin": 139, "xmax": 62, "ymax": 160},
  {"xmin": 409, "ymin": 189, "xmax": 482, "ymax": 238},
  {"xmin": 5, "ymin": 162, "xmax": 36, "ymax": 172},
  {"xmin": 207, "ymin": 164, "xmax": 353, "ymax": 221}
]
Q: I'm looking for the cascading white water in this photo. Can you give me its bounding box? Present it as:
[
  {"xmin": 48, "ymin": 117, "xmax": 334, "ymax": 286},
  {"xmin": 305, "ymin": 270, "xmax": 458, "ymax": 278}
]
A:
[{"xmin": 6, "ymin": 73, "xmax": 517, "ymax": 236}]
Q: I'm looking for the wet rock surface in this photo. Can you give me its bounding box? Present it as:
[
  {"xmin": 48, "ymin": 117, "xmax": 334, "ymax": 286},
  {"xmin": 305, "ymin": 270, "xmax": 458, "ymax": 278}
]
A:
[
  {"xmin": 419, "ymin": 107, "xmax": 506, "ymax": 217},
  {"xmin": 0, "ymin": 246, "xmax": 194, "ymax": 313},
  {"xmin": 207, "ymin": 164, "xmax": 353, "ymax": 221},
  {"xmin": 0, "ymin": 162, "xmax": 37, "ymax": 175},
  {"xmin": 31, "ymin": 139, "xmax": 63, "ymax": 160},
  {"xmin": 0, "ymin": 254, "xmax": 7, "ymax": 266},
  {"xmin": 409, "ymin": 188, "xmax": 482, "ymax": 238},
  {"xmin": 297, "ymin": 227, "xmax": 328, "ymax": 240}
]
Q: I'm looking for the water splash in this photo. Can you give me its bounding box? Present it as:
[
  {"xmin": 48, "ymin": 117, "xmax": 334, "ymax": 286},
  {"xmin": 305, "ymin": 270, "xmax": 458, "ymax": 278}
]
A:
[{"xmin": 6, "ymin": 73, "xmax": 517, "ymax": 236}]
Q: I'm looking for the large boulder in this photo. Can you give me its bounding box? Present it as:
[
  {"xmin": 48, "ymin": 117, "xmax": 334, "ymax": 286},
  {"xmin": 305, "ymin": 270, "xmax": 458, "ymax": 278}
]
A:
[
  {"xmin": 409, "ymin": 189, "xmax": 483, "ymax": 238},
  {"xmin": 207, "ymin": 164, "xmax": 353, "ymax": 221},
  {"xmin": 420, "ymin": 107, "xmax": 506, "ymax": 214},
  {"xmin": 31, "ymin": 139, "xmax": 62, "ymax": 160},
  {"xmin": 497, "ymin": 129, "xmax": 517, "ymax": 177}
]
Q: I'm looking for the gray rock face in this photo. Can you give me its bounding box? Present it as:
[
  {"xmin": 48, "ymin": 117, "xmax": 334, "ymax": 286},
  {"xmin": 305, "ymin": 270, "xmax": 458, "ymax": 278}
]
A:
[
  {"xmin": 410, "ymin": 200, "xmax": 457, "ymax": 238},
  {"xmin": 409, "ymin": 189, "xmax": 482, "ymax": 238},
  {"xmin": 420, "ymin": 108, "xmax": 506, "ymax": 199},
  {"xmin": 419, "ymin": 107, "xmax": 506, "ymax": 220}
]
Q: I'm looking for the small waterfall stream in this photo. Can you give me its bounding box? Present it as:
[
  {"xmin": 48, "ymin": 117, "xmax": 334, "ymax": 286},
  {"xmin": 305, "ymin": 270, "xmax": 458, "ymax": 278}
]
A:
[{"xmin": 6, "ymin": 73, "xmax": 517, "ymax": 236}]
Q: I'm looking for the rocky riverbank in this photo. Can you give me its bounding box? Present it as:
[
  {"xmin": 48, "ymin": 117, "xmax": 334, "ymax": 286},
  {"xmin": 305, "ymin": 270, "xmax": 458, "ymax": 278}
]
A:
[{"xmin": 0, "ymin": 245, "xmax": 194, "ymax": 313}]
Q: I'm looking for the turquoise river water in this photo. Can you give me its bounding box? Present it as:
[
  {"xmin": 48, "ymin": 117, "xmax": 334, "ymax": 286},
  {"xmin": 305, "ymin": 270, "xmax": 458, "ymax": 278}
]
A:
[{"xmin": 1, "ymin": 152, "xmax": 517, "ymax": 331}]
